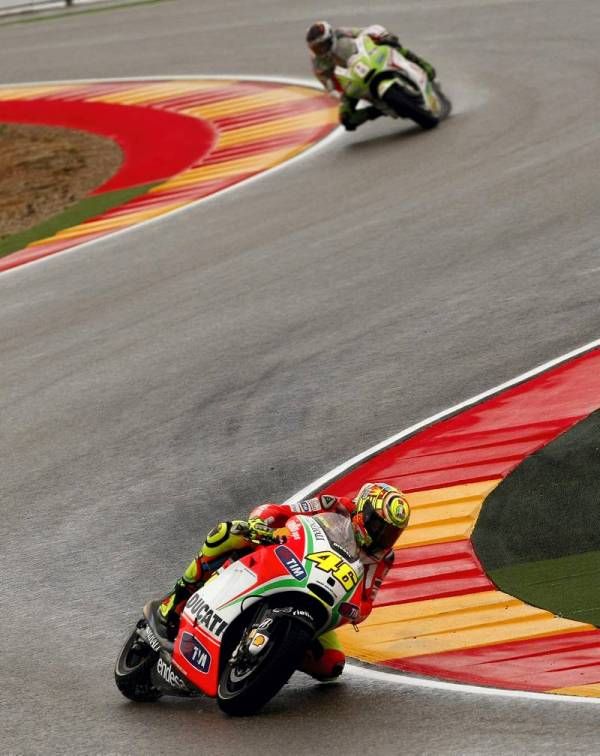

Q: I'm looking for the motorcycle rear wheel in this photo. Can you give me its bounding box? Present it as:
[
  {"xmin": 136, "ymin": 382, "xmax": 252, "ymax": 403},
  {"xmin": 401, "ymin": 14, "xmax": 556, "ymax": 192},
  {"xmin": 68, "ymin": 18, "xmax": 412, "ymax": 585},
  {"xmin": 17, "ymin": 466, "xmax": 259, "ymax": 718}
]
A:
[
  {"xmin": 217, "ymin": 618, "xmax": 311, "ymax": 716},
  {"xmin": 382, "ymin": 82, "xmax": 440, "ymax": 130},
  {"xmin": 114, "ymin": 627, "xmax": 163, "ymax": 702}
]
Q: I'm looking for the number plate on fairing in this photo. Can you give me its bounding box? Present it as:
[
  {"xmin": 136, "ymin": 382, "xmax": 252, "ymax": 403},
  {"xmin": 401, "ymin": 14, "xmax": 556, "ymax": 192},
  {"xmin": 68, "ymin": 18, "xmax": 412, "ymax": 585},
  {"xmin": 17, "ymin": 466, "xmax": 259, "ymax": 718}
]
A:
[{"xmin": 353, "ymin": 60, "xmax": 371, "ymax": 79}]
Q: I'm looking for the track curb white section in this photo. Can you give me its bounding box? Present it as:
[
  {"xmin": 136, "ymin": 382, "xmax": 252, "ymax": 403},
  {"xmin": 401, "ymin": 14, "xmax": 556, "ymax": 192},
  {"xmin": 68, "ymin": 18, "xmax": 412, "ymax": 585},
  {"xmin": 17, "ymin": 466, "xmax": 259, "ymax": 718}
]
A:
[
  {"xmin": 0, "ymin": 74, "xmax": 343, "ymax": 278},
  {"xmin": 345, "ymin": 664, "xmax": 600, "ymax": 705},
  {"xmin": 285, "ymin": 339, "xmax": 600, "ymax": 503},
  {"xmin": 285, "ymin": 339, "xmax": 600, "ymax": 704}
]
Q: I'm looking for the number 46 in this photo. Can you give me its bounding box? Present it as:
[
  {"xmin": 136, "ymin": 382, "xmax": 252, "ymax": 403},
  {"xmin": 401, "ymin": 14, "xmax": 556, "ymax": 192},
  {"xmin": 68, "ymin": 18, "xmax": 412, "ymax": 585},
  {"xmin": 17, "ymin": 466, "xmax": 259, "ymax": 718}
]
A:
[{"xmin": 307, "ymin": 551, "xmax": 358, "ymax": 589}]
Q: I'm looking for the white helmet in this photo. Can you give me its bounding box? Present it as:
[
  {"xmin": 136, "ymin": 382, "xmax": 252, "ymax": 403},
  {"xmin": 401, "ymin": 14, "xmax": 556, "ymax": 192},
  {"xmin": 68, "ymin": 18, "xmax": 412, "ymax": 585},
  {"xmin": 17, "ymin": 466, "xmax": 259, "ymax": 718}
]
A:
[{"xmin": 306, "ymin": 20, "xmax": 334, "ymax": 55}]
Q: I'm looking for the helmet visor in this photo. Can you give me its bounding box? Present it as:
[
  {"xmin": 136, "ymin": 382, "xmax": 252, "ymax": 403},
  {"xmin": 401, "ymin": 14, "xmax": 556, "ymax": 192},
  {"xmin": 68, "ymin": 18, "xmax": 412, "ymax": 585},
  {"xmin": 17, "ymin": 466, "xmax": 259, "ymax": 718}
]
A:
[
  {"xmin": 310, "ymin": 38, "xmax": 333, "ymax": 56},
  {"xmin": 363, "ymin": 502, "xmax": 401, "ymax": 552}
]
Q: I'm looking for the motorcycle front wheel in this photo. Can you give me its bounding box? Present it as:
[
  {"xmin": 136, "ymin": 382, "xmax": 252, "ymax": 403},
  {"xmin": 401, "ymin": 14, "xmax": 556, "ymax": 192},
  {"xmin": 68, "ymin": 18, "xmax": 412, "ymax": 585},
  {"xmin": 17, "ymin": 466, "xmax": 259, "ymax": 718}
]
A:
[
  {"xmin": 217, "ymin": 617, "xmax": 311, "ymax": 716},
  {"xmin": 382, "ymin": 82, "xmax": 440, "ymax": 130},
  {"xmin": 114, "ymin": 625, "xmax": 162, "ymax": 702}
]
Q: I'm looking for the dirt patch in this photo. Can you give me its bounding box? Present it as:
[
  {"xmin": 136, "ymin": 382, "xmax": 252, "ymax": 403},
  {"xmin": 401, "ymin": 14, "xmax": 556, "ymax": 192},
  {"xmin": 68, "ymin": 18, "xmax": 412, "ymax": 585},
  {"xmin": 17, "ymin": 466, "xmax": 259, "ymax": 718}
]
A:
[{"xmin": 0, "ymin": 122, "xmax": 122, "ymax": 242}]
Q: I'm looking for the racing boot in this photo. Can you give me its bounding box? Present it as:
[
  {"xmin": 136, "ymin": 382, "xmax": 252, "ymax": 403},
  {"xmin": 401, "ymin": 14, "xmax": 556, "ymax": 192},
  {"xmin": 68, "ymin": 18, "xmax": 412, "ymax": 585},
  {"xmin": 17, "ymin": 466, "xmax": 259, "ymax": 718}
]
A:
[
  {"xmin": 301, "ymin": 631, "xmax": 346, "ymax": 682},
  {"xmin": 340, "ymin": 98, "xmax": 383, "ymax": 131},
  {"xmin": 157, "ymin": 520, "xmax": 254, "ymax": 640},
  {"xmin": 158, "ymin": 557, "xmax": 206, "ymax": 641}
]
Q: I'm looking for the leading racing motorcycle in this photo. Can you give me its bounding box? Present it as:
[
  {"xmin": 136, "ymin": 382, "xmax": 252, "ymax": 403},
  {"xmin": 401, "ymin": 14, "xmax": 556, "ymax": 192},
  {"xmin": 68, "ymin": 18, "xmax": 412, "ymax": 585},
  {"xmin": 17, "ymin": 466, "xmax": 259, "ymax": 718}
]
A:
[
  {"xmin": 335, "ymin": 34, "xmax": 451, "ymax": 130},
  {"xmin": 115, "ymin": 511, "xmax": 364, "ymax": 715}
]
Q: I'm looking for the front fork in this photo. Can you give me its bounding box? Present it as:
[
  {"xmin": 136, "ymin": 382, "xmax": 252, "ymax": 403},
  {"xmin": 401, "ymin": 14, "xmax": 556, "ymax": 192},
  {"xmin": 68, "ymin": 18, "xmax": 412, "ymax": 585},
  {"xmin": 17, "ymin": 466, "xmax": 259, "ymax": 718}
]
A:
[{"xmin": 231, "ymin": 604, "xmax": 278, "ymax": 666}]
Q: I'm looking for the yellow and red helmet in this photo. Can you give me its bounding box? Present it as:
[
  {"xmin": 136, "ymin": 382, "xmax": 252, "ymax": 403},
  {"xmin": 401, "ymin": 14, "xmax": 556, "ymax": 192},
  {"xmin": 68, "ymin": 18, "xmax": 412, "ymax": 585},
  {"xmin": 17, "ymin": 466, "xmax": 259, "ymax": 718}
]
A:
[{"xmin": 352, "ymin": 482, "xmax": 410, "ymax": 555}]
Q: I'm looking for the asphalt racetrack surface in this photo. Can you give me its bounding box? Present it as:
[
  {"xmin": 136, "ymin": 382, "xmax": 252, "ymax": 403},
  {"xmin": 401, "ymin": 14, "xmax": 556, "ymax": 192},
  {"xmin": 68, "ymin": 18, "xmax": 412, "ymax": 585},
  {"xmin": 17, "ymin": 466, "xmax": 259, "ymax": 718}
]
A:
[{"xmin": 2, "ymin": 1, "xmax": 600, "ymax": 753}]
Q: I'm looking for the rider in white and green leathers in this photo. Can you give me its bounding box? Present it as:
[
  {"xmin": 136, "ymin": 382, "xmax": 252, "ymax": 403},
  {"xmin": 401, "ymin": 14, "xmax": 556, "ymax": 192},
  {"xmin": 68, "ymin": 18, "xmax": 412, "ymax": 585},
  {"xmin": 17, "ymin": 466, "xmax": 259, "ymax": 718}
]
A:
[{"xmin": 306, "ymin": 20, "xmax": 437, "ymax": 131}]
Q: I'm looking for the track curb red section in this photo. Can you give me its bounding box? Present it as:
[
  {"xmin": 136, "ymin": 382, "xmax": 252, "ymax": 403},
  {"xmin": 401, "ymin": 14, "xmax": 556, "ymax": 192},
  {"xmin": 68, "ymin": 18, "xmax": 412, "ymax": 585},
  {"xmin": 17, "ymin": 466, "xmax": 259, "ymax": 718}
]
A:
[
  {"xmin": 0, "ymin": 78, "xmax": 339, "ymax": 273},
  {"xmin": 0, "ymin": 98, "xmax": 216, "ymax": 193},
  {"xmin": 314, "ymin": 347, "xmax": 600, "ymax": 697}
]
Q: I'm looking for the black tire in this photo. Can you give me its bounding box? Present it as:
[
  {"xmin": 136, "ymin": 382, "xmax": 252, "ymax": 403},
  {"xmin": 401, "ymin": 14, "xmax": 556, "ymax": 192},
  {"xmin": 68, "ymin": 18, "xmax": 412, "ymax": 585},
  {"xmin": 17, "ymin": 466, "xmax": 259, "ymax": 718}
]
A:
[
  {"xmin": 217, "ymin": 618, "xmax": 312, "ymax": 716},
  {"xmin": 114, "ymin": 628, "xmax": 162, "ymax": 702},
  {"xmin": 432, "ymin": 82, "xmax": 452, "ymax": 121},
  {"xmin": 382, "ymin": 82, "xmax": 440, "ymax": 130}
]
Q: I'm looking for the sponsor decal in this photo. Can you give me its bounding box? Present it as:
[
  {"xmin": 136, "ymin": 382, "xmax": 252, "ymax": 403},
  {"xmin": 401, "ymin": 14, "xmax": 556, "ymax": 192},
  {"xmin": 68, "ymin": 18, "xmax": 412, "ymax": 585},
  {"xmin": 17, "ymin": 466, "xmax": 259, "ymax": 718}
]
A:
[
  {"xmin": 156, "ymin": 657, "xmax": 187, "ymax": 689},
  {"xmin": 271, "ymin": 607, "xmax": 314, "ymax": 623},
  {"xmin": 307, "ymin": 550, "xmax": 359, "ymax": 590},
  {"xmin": 275, "ymin": 545, "xmax": 308, "ymax": 581},
  {"xmin": 307, "ymin": 518, "xmax": 327, "ymax": 541},
  {"xmin": 291, "ymin": 497, "xmax": 320, "ymax": 513},
  {"xmin": 339, "ymin": 602, "xmax": 360, "ymax": 621},
  {"xmin": 320, "ymin": 495, "xmax": 338, "ymax": 510},
  {"xmin": 145, "ymin": 625, "xmax": 161, "ymax": 652},
  {"xmin": 180, "ymin": 631, "xmax": 212, "ymax": 673},
  {"xmin": 331, "ymin": 541, "xmax": 354, "ymax": 562},
  {"xmin": 292, "ymin": 608, "xmax": 315, "ymax": 622},
  {"xmin": 250, "ymin": 632, "xmax": 268, "ymax": 650},
  {"xmin": 186, "ymin": 594, "xmax": 228, "ymax": 638}
]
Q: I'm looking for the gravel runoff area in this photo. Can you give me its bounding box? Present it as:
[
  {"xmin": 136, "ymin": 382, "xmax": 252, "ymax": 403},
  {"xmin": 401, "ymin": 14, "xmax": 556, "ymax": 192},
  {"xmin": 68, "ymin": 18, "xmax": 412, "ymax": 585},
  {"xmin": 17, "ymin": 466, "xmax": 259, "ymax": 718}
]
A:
[{"xmin": 0, "ymin": 122, "xmax": 121, "ymax": 242}]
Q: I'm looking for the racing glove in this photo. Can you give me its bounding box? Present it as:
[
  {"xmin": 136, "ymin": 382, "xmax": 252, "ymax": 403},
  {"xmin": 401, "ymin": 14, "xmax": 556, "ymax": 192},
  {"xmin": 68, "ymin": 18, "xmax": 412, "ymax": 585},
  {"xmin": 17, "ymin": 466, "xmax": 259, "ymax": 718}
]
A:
[
  {"xmin": 375, "ymin": 32, "xmax": 401, "ymax": 47},
  {"xmin": 246, "ymin": 517, "xmax": 278, "ymax": 544}
]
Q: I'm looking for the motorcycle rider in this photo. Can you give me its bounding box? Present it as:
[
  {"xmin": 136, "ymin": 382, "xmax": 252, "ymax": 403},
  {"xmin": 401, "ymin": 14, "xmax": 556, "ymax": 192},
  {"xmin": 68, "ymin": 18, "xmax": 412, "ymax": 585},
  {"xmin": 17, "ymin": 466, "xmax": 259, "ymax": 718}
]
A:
[
  {"xmin": 157, "ymin": 481, "xmax": 410, "ymax": 681},
  {"xmin": 306, "ymin": 20, "xmax": 437, "ymax": 131}
]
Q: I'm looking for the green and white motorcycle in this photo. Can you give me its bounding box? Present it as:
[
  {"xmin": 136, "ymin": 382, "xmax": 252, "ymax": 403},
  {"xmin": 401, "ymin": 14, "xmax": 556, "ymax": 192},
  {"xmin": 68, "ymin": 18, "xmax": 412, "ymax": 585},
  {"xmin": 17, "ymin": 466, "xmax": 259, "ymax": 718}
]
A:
[{"xmin": 334, "ymin": 35, "xmax": 451, "ymax": 130}]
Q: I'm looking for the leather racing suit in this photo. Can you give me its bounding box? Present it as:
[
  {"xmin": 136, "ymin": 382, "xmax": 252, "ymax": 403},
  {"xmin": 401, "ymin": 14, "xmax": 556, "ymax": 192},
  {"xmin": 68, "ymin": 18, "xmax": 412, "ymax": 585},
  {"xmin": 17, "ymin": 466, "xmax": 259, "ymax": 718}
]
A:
[
  {"xmin": 158, "ymin": 494, "xmax": 397, "ymax": 681},
  {"xmin": 310, "ymin": 24, "xmax": 437, "ymax": 130}
]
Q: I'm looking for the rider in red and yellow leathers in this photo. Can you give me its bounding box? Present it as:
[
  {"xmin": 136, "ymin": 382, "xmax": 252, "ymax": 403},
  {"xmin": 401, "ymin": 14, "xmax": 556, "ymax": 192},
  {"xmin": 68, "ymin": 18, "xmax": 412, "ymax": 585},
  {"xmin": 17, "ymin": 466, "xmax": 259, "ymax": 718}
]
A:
[{"xmin": 158, "ymin": 482, "xmax": 410, "ymax": 681}]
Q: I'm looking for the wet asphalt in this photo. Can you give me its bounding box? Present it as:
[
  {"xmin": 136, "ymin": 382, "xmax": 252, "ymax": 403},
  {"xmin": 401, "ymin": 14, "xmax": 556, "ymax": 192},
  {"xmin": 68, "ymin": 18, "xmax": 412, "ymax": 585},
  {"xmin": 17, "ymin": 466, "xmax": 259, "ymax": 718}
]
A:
[{"xmin": 1, "ymin": 0, "xmax": 600, "ymax": 753}]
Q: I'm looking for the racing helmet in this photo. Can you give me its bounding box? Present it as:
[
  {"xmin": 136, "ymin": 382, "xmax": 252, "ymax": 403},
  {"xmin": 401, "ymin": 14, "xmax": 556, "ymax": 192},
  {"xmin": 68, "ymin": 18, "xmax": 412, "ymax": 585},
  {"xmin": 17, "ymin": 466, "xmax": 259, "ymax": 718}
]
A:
[
  {"xmin": 352, "ymin": 482, "xmax": 410, "ymax": 555},
  {"xmin": 306, "ymin": 21, "xmax": 334, "ymax": 56}
]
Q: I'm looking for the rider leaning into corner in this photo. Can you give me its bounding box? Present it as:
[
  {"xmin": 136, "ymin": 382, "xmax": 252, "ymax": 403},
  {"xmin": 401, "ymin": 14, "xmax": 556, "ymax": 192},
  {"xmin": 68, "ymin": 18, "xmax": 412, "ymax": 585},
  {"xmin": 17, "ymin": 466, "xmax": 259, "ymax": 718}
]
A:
[
  {"xmin": 156, "ymin": 482, "xmax": 410, "ymax": 682},
  {"xmin": 306, "ymin": 20, "xmax": 437, "ymax": 131}
]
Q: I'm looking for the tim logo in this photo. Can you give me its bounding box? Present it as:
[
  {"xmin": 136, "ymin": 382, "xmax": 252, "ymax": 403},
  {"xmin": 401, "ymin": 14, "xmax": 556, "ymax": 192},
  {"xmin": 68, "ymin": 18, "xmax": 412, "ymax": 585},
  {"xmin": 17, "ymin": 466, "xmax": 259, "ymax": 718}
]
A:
[
  {"xmin": 275, "ymin": 545, "xmax": 307, "ymax": 581},
  {"xmin": 180, "ymin": 632, "xmax": 211, "ymax": 673}
]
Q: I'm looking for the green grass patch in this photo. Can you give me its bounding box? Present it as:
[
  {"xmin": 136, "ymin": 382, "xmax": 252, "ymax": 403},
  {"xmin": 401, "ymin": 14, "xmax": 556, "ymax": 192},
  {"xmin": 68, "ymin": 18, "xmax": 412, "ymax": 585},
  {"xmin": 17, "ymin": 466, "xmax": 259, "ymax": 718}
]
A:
[
  {"xmin": 490, "ymin": 550, "xmax": 600, "ymax": 627},
  {"xmin": 473, "ymin": 407, "xmax": 600, "ymax": 627},
  {"xmin": 472, "ymin": 408, "xmax": 600, "ymax": 570},
  {"xmin": 0, "ymin": 181, "xmax": 157, "ymax": 258},
  {"xmin": 0, "ymin": 0, "xmax": 173, "ymax": 27}
]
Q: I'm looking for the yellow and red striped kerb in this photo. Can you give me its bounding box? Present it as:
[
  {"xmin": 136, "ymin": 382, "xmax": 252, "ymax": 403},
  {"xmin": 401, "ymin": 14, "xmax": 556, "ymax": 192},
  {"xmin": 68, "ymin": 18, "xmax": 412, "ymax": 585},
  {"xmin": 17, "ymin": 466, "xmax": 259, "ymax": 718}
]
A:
[{"xmin": 0, "ymin": 78, "xmax": 339, "ymax": 270}]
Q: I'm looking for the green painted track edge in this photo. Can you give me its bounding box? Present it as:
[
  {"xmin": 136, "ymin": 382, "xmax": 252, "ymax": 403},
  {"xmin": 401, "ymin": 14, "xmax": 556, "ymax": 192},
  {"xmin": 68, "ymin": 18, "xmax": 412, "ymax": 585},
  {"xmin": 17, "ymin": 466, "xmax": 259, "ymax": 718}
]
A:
[{"xmin": 0, "ymin": 181, "xmax": 158, "ymax": 258}]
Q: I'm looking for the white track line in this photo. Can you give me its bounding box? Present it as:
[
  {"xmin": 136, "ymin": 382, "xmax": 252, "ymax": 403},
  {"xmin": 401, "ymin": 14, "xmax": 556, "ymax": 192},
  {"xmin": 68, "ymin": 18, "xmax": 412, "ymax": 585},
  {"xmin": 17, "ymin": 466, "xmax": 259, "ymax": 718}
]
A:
[
  {"xmin": 8, "ymin": 76, "xmax": 600, "ymax": 703},
  {"xmin": 285, "ymin": 339, "xmax": 600, "ymax": 704},
  {"xmin": 1, "ymin": 74, "xmax": 343, "ymax": 278},
  {"xmin": 345, "ymin": 664, "xmax": 600, "ymax": 705},
  {"xmin": 285, "ymin": 339, "xmax": 600, "ymax": 503}
]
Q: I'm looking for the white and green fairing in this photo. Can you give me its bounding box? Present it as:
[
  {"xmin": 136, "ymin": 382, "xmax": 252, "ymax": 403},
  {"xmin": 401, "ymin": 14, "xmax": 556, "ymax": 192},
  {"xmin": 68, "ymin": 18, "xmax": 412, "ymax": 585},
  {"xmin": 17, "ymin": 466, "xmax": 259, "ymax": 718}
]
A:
[
  {"xmin": 334, "ymin": 35, "xmax": 390, "ymax": 100},
  {"xmin": 334, "ymin": 35, "xmax": 440, "ymax": 114}
]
